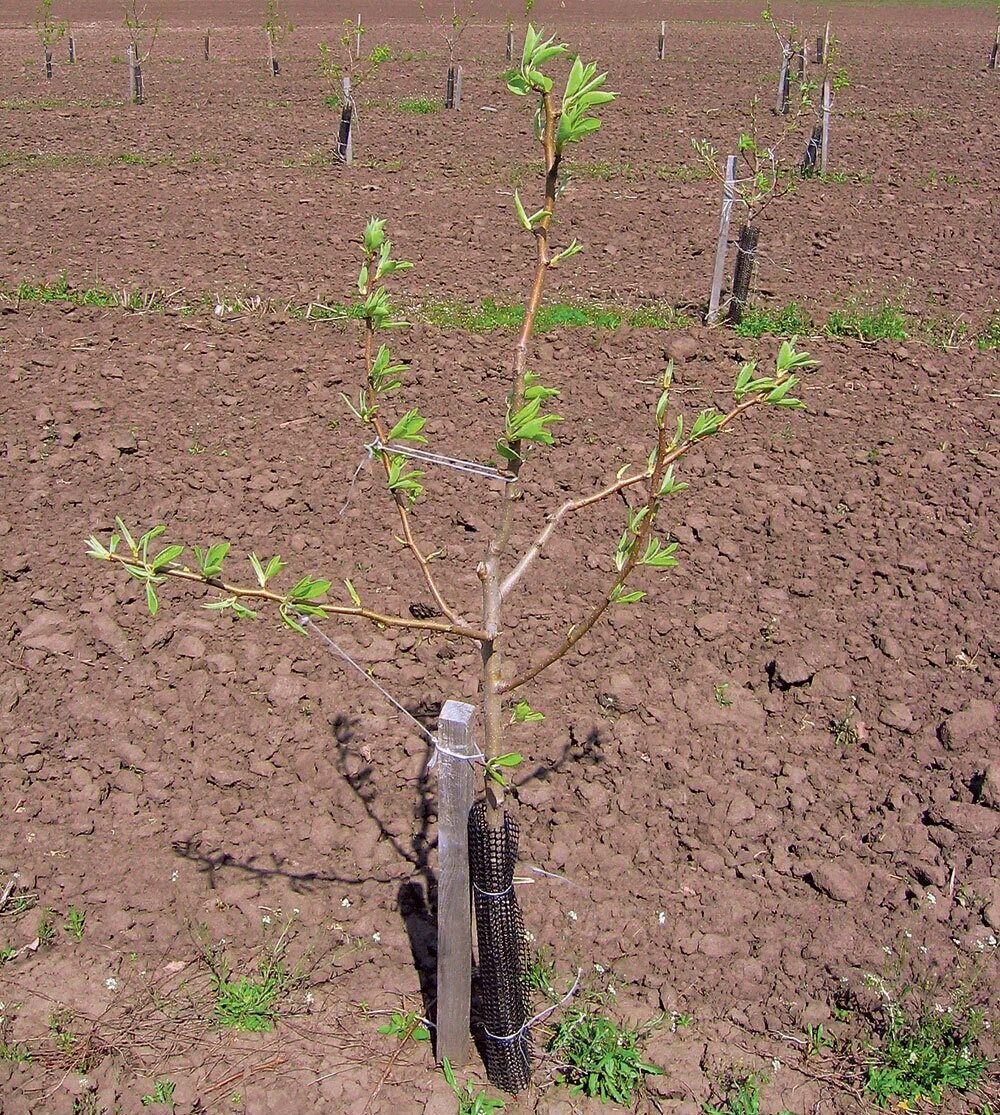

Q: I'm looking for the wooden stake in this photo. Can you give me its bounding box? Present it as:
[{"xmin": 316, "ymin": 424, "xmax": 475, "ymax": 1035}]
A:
[
  {"xmin": 44, "ymin": 44, "xmax": 53, "ymax": 79},
  {"xmin": 797, "ymin": 41, "xmax": 805, "ymax": 83},
  {"xmin": 775, "ymin": 44, "xmax": 791, "ymax": 114},
  {"xmin": 707, "ymin": 154, "xmax": 737, "ymax": 324},
  {"xmin": 820, "ymin": 77, "xmax": 832, "ymax": 175},
  {"xmin": 990, "ymin": 24, "xmax": 999, "ymax": 69},
  {"xmin": 822, "ymin": 21, "xmax": 831, "ymax": 64},
  {"xmin": 657, "ymin": 21, "xmax": 666, "ymax": 61},
  {"xmin": 68, "ymin": 35, "xmax": 76, "ymax": 64},
  {"xmin": 337, "ymin": 76, "xmax": 354, "ymax": 165},
  {"xmin": 127, "ymin": 43, "xmax": 135, "ymax": 102},
  {"xmin": 204, "ymin": 31, "xmax": 210, "ymax": 61},
  {"xmin": 134, "ymin": 58, "xmax": 144, "ymax": 103},
  {"xmin": 267, "ymin": 31, "xmax": 277, "ymax": 76},
  {"xmin": 506, "ymin": 26, "xmax": 514, "ymax": 62},
  {"xmin": 356, "ymin": 13, "xmax": 362, "ymax": 56},
  {"xmin": 435, "ymin": 700, "xmax": 476, "ymax": 1067}
]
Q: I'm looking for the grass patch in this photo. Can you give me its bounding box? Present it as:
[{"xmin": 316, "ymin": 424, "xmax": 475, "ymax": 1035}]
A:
[
  {"xmin": 398, "ymin": 96, "xmax": 440, "ymax": 114},
  {"xmin": 825, "ymin": 300, "xmax": 908, "ymax": 342},
  {"xmin": 734, "ymin": 301, "xmax": 812, "ymax": 338}
]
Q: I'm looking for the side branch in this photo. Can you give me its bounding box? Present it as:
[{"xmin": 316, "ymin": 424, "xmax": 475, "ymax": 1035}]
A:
[
  {"xmin": 500, "ymin": 468, "xmax": 650, "ymax": 600},
  {"xmin": 501, "ymin": 395, "xmax": 766, "ymax": 694},
  {"xmin": 99, "ymin": 551, "xmax": 487, "ymax": 641}
]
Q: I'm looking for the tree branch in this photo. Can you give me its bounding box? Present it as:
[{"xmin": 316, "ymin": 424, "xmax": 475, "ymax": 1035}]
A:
[{"xmin": 100, "ymin": 550, "xmax": 487, "ymax": 641}]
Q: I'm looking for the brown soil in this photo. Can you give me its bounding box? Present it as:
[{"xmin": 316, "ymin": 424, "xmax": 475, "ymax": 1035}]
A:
[{"xmin": 1, "ymin": 4, "xmax": 998, "ymax": 1114}]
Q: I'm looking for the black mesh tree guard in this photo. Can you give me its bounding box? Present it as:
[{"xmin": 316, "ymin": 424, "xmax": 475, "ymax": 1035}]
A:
[
  {"xmin": 468, "ymin": 801, "xmax": 532, "ymax": 1092},
  {"xmin": 727, "ymin": 223, "xmax": 760, "ymax": 326},
  {"xmin": 801, "ymin": 123, "xmax": 822, "ymax": 177}
]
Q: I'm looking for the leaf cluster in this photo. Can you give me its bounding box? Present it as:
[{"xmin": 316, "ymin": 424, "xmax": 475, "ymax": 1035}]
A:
[
  {"xmin": 318, "ymin": 18, "xmax": 389, "ymax": 97},
  {"xmin": 440, "ymin": 1058, "xmax": 506, "ymax": 1114},
  {"xmin": 263, "ymin": 0, "xmax": 291, "ymax": 47},
  {"xmin": 548, "ymin": 1009, "xmax": 663, "ymax": 1105}
]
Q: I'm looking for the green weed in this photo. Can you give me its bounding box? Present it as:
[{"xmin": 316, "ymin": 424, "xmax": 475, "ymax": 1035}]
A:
[
  {"xmin": 441, "ymin": 1057, "xmax": 505, "ymax": 1114},
  {"xmin": 863, "ymin": 975, "xmax": 987, "ymax": 1108},
  {"xmin": 0, "ymin": 1039, "xmax": 32, "ymax": 1063},
  {"xmin": 825, "ymin": 301, "xmax": 908, "ymax": 342},
  {"xmin": 211, "ymin": 956, "xmax": 288, "ymax": 1032},
  {"xmin": 37, "ymin": 907, "xmax": 55, "ymax": 947},
  {"xmin": 548, "ymin": 1009, "xmax": 663, "ymax": 1105},
  {"xmin": 830, "ymin": 713, "xmax": 860, "ymax": 750},
  {"xmin": 976, "ymin": 313, "xmax": 1000, "ymax": 351},
  {"xmin": 141, "ymin": 1079, "xmax": 176, "ymax": 1106},
  {"xmin": 63, "ymin": 906, "xmax": 86, "ymax": 941},
  {"xmin": 735, "ymin": 301, "xmax": 812, "ymax": 339},
  {"xmin": 656, "ymin": 162, "xmax": 710, "ymax": 182},
  {"xmin": 376, "ymin": 1009, "xmax": 430, "ymax": 1043},
  {"xmin": 523, "ymin": 947, "xmax": 557, "ymax": 998}
]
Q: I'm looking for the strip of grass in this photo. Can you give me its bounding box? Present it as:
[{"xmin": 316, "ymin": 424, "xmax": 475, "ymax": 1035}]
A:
[
  {"xmin": 735, "ymin": 301, "xmax": 813, "ymax": 338},
  {"xmin": 825, "ymin": 300, "xmax": 908, "ymax": 342},
  {"xmin": 397, "ymin": 97, "xmax": 440, "ymax": 114},
  {"xmin": 976, "ymin": 312, "xmax": 1000, "ymax": 351},
  {"xmin": 421, "ymin": 298, "xmax": 687, "ymax": 332}
]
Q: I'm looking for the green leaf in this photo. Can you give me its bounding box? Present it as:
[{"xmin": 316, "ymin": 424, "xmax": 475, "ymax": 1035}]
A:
[
  {"xmin": 387, "ymin": 408, "xmax": 427, "ymax": 445},
  {"xmin": 145, "ymin": 581, "xmax": 159, "ymax": 616},
  {"xmin": 115, "ymin": 517, "xmax": 137, "ymax": 557},
  {"xmin": 511, "ymin": 700, "xmax": 545, "ymax": 724},
  {"xmin": 288, "ymin": 577, "xmax": 331, "ymax": 601},
  {"xmin": 279, "ymin": 604, "xmax": 308, "ymax": 635},
  {"xmin": 514, "ymin": 189, "xmax": 531, "ymax": 231},
  {"xmin": 549, "ymin": 239, "xmax": 583, "ymax": 266},
  {"xmin": 85, "ymin": 535, "xmax": 110, "ymax": 560},
  {"xmin": 610, "ymin": 585, "xmax": 646, "ymax": 606},
  {"xmin": 150, "ymin": 544, "xmax": 184, "ymax": 573},
  {"xmin": 344, "ymin": 578, "xmax": 362, "ymax": 607}
]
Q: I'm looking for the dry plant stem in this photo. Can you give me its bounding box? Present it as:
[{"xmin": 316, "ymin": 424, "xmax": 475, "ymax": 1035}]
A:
[
  {"xmin": 504, "ymin": 394, "xmax": 765, "ymax": 694},
  {"xmin": 361, "ymin": 285, "xmax": 463, "ymax": 628},
  {"xmin": 101, "ymin": 551, "xmax": 486, "ymax": 640},
  {"xmin": 479, "ymin": 89, "xmax": 560, "ymax": 826}
]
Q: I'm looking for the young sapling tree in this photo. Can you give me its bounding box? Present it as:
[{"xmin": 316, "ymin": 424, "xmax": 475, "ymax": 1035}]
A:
[
  {"xmin": 263, "ymin": 0, "xmax": 291, "ymax": 76},
  {"xmin": 87, "ymin": 23, "xmax": 816, "ymax": 1090},
  {"xmin": 123, "ymin": 1, "xmax": 160, "ymax": 104},
  {"xmin": 426, "ymin": 0, "xmax": 475, "ymax": 109},
  {"xmin": 35, "ymin": 0, "xmax": 67, "ymax": 80},
  {"xmin": 693, "ymin": 8, "xmax": 847, "ymax": 323},
  {"xmin": 318, "ymin": 20, "xmax": 389, "ymax": 164}
]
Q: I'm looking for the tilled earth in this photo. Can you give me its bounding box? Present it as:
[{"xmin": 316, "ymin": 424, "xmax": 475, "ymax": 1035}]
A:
[{"xmin": 0, "ymin": 3, "xmax": 998, "ymax": 1114}]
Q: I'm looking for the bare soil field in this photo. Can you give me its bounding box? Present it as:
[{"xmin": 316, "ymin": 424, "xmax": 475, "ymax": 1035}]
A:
[{"xmin": 0, "ymin": 3, "xmax": 998, "ymax": 1114}]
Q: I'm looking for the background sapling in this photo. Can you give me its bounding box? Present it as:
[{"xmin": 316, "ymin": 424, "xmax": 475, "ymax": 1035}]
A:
[
  {"xmin": 123, "ymin": 1, "xmax": 160, "ymax": 104},
  {"xmin": 35, "ymin": 0, "xmax": 67, "ymax": 79},
  {"xmin": 263, "ymin": 0, "xmax": 291, "ymax": 76},
  {"xmin": 318, "ymin": 18, "xmax": 390, "ymax": 162},
  {"xmin": 693, "ymin": 8, "xmax": 848, "ymax": 323}
]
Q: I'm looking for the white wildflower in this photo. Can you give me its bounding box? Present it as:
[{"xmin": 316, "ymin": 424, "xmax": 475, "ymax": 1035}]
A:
[
  {"xmin": 657, "ymin": 911, "xmax": 666, "ymax": 925},
  {"xmin": 567, "ymin": 910, "xmax": 578, "ymax": 922},
  {"xmin": 372, "ymin": 931, "xmax": 381, "ymax": 943},
  {"xmin": 105, "ymin": 978, "xmax": 118, "ymax": 992}
]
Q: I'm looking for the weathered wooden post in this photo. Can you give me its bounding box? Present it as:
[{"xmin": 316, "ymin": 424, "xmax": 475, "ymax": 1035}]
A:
[
  {"xmin": 267, "ymin": 30, "xmax": 278, "ymax": 75},
  {"xmin": 445, "ymin": 64, "xmax": 463, "ymax": 110},
  {"xmin": 796, "ymin": 40, "xmax": 805, "ymax": 83},
  {"xmin": 990, "ymin": 24, "xmax": 1000, "ymax": 69},
  {"xmin": 126, "ymin": 43, "xmax": 136, "ymax": 102},
  {"xmin": 337, "ymin": 76, "xmax": 354, "ymax": 165},
  {"xmin": 775, "ymin": 42, "xmax": 792, "ymax": 114},
  {"xmin": 820, "ymin": 77, "xmax": 832, "ymax": 175},
  {"xmin": 657, "ymin": 20, "xmax": 666, "ymax": 60},
  {"xmin": 707, "ymin": 154, "xmax": 737, "ymax": 324},
  {"xmin": 204, "ymin": 30, "xmax": 210, "ymax": 61},
  {"xmin": 434, "ymin": 700, "xmax": 477, "ymax": 1066},
  {"xmin": 355, "ymin": 12, "xmax": 362, "ymax": 56},
  {"xmin": 44, "ymin": 44, "xmax": 53, "ymax": 79},
  {"xmin": 506, "ymin": 24, "xmax": 514, "ymax": 61},
  {"xmin": 68, "ymin": 35, "xmax": 76, "ymax": 64},
  {"xmin": 727, "ymin": 223, "xmax": 760, "ymax": 326}
]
